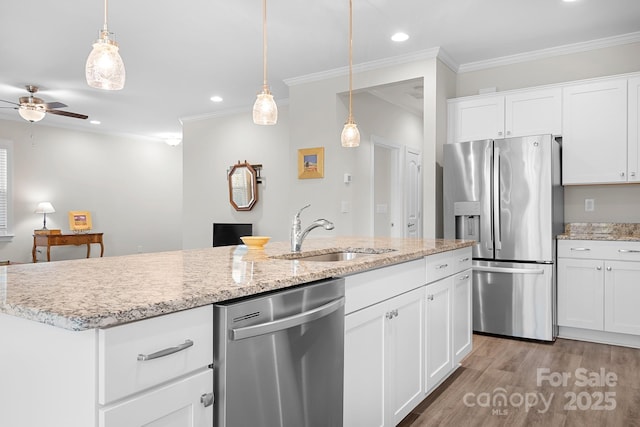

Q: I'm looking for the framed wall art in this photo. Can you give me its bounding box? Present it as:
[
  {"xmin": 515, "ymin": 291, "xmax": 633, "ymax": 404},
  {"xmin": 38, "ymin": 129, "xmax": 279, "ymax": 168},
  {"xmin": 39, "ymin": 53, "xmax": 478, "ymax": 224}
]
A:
[
  {"xmin": 68, "ymin": 211, "xmax": 92, "ymax": 232},
  {"xmin": 297, "ymin": 147, "xmax": 324, "ymax": 179}
]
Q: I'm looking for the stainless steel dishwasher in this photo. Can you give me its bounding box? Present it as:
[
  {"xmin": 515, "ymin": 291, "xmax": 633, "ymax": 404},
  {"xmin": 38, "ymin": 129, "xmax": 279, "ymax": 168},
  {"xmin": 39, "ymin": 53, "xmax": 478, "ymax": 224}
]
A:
[{"xmin": 213, "ymin": 278, "xmax": 345, "ymax": 427}]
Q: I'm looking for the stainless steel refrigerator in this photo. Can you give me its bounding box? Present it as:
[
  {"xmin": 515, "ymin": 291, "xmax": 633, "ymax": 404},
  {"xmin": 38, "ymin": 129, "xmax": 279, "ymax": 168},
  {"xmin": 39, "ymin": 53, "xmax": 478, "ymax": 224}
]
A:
[{"xmin": 444, "ymin": 134, "xmax": 563, "ymax": 341}]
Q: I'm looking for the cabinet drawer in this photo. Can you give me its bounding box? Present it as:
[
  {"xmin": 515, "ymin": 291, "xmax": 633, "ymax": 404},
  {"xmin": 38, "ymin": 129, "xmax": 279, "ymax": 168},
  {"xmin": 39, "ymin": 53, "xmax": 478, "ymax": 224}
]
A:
[
  {"xmin": 426, "ymin": 248, "xmax": 471, "ymax": 284},
  {"xmin": 98, "ymin": 305, "xmax": 213, "ymax": 405},
  {"xmin": 99, "ymin": 368, "xmax": 213, "ymax": 427},
  {"xmin": 345, "ymin": 259, "xmax": 425, "ymax": 315},
  {"xmin": 426, "ymin": 251, "xmax": 454, "ymax": 283},
  {"xmin": 558, "ymin": 240, "xmax": 640, "ymax": 261}
]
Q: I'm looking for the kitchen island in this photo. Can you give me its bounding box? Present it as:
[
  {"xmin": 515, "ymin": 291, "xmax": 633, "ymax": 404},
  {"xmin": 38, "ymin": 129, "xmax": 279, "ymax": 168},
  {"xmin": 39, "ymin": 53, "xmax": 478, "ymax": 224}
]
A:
[{"xmin": 0, "ymin": 236, "xmax": 473, "ymax": 427}]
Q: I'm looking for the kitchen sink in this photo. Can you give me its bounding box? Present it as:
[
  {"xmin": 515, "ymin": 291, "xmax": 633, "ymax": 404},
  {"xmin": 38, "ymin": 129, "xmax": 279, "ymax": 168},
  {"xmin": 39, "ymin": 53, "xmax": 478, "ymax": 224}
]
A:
[
  {"xmin": 271, "ymin": 248, "xmax": 396, "ymax": 262},
  {"xmin": 293, "ymin": 251, "xmax": 371, "ymax": 262}
]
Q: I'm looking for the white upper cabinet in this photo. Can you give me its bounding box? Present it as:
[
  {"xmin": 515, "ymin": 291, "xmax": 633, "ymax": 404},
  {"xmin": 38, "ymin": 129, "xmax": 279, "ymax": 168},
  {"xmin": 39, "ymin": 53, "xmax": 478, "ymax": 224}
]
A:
[
  {"xmin": 628, "ymin": 76, "xmax": 640, "ymax": 182},
  {"xmin": 448, "ymin": 95, "xmax": 504, "ymax": 143},
  {"xmin": 504, "ymin": 88, "xmax": 562, "ymax": 138},
  {"xmin": 562, "ymin": 78, "xmax": 628, "ymax": 185},
  {"xmin": 447, "ymin": 88, "xmax": 561, "ymax": 143}
]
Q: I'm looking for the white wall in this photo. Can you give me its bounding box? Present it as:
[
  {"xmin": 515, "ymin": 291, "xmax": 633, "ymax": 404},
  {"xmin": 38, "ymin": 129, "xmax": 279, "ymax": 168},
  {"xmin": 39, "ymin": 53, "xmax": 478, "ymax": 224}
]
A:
[
  {"xmin": 0, "ymin": 119, "xmax": 182, "ymax": 263},
  {"xmin": 455, "ymin": 42, "xmax": 640, "ymax": 224},
  {"xmin": 181, "ymin": 108, "xmax": 292, "ymax": 249},
  {"xmin": 289, "ymin": 59, "xmax": 440, "ymax": 238}
]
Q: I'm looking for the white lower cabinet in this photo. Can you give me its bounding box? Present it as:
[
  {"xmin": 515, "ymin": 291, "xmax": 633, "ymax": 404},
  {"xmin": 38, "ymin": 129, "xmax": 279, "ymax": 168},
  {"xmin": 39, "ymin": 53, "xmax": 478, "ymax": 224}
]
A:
[
  {"xmin": 425, "ymin": 277, "xmax": 452, "ymax": 391},
  {"xmin": 343, "ymin": 258, "xmax": 426, "ymax": 427},
  {"xmin": 344, "ymin": 286, "xmax": 425, "ymax": 427},
  {"xmin": 99, "ymin": 369, "xmax": 213, "ymax": 427},
  {"xmin": 425, "ymin": 267, "xmax": 472, "ymax": 392},
  {"xmin": 558, "ymin": 240, "xmax": 640, "ymax": 344}
]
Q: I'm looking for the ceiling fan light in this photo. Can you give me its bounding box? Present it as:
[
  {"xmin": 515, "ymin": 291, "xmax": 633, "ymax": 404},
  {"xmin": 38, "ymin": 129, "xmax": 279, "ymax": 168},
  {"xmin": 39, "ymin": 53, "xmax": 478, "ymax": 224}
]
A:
[
  {"xmin": 18, "ymin": 105, "xmax": 46, "ymax": 122},
  {"xmin": 253, "ymin": 89, "xmax": 278, "ymax": 125},
  {"xmin": 86, "ymin": 33, "xmax": 126, "ymax": 91},
  {"xmin": 341, "ymin": 120, "xmax": 360, "ymax": 147}
]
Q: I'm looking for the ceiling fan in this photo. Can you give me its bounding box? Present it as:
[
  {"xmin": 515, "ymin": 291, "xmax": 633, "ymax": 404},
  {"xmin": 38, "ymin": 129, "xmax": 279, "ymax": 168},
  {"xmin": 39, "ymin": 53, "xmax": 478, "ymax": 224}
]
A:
[{"xmin": 0, "ymin": 85, "xmax": 88, "ymax": 122}]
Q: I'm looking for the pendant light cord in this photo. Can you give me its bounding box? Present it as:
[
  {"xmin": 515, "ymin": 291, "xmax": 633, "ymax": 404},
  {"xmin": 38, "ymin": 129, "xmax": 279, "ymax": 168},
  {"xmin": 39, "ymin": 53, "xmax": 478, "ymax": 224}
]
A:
[
  {"xmin": 348, "ymin": 0, "xmax": 354, "ymax": 122},
  {"xmin": 103, "ymin": 0, "xmax": 109, "ymax": 32},
  {"xmin": 262, "ymin": 0, "xmax": 268, "ymax": 89}
]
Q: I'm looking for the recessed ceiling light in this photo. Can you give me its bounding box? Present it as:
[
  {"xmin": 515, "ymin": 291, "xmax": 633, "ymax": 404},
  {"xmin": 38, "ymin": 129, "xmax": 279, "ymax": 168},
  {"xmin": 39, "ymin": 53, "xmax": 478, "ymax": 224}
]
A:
[
  {"xmin": 562, "ymin": 0, "xmax": 578, "ymax": 2},
  {"xmin": 90, "ymin": 120, "xmax": 101, "ymax": 125},
  {"xmin": 391, "ymin": 32, "xmax": 409, "ymax": 42},
  {"xmin": 210, "ymin": 96, "xmax": 223, "ymax": 102}
]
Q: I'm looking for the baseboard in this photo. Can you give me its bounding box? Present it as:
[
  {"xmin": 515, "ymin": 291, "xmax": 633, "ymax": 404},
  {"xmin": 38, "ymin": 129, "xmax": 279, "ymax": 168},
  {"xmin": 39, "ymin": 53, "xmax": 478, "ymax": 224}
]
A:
[{"xmin": 558, "ymin": 326, "xmax": 640, "ymax": 349}]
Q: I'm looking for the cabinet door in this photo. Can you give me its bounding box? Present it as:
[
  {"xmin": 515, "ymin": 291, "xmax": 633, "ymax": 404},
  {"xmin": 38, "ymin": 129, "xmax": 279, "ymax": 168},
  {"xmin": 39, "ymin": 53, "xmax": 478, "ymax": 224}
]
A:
[
  {"xmin": 99, "ymin": 369, "xmax": 213, "ymax": 427},
  {"xmin": 344, "ymin": 300, "xmax": 388, "ymax": 427},
  {"xmin": 557, "ymin": 258, "xmax": 604, "ymax": 330},
  {"xmin": 604, "ymin": 261, "xmax": 640, "ymax": 335},
  {"xmin": 628, "ymin": 76, "xmax": 640, "ymax": 182},
  {"xmin": 425, "ymin": 277, "xmax": 453, "ymax": 392},
  {"xmin": 388, "ymin": 287, "xmax": 425, "ymax": 425},
  {"xmin": 452, "ymin": 270, "xmax": 472, "ymax": 364},
  {"xmin": 448, "ymin": 96, "xmax": 504, "ymax": 143},
  {"xmin": 562, "ymin": 78, "xmax": 628, "ymax": 184},
  {"xmin": 504, "ymin": 88, "xmax": 562, "ymax": 138}
]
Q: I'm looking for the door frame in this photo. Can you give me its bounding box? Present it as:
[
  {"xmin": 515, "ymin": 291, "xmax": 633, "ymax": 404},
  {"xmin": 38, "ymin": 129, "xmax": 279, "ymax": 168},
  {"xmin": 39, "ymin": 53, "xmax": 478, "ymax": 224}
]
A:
[{"xmin": 370, "ymin": 136, "xmax": 403, "ymax": 237}]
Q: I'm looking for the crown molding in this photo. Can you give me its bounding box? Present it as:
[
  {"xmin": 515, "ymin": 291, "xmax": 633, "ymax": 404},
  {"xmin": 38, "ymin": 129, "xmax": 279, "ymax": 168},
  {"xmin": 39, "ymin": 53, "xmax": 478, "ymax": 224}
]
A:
[
  {"xmin": 458, "ymin": 31, "xmax": 640, "ymax": 73},
  {"xmin": 284, "ymin": 47, "xmax": 451, "ymax": 86}
]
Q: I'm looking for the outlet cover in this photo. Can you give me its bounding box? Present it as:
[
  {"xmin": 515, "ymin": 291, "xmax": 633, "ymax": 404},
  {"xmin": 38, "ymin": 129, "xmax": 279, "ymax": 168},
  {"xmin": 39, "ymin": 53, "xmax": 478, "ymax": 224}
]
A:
[{"xmin": 585, "ymin": 199, "xmax": 595, "ymax": 212}]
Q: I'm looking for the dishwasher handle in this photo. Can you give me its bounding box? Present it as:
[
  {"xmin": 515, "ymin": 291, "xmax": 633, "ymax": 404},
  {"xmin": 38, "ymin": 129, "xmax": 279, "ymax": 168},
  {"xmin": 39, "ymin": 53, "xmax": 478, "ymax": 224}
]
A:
[{"xmin": 231, "ymin": 297, "xmax": 344, "ymax": 341}]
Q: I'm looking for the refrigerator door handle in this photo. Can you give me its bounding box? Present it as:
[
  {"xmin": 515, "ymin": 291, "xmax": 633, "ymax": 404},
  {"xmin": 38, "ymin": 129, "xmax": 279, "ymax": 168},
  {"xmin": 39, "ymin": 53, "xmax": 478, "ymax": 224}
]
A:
[
  {"xmin": 474, "ymin": 265, "xmax": 545, "ymax": 275},
  {"xmin": 493, "ymin": 146, "xmax": 502, "ymax": 251}
]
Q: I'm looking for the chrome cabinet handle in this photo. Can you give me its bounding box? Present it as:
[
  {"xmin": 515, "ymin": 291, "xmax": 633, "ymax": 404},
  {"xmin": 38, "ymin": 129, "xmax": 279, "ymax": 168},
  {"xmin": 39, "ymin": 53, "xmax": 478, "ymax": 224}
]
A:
[
  {"xmin": 137, "ymin": 339, "xmax": 193, "ymax": 361},
  {"xmin": 570, "ymin": 248, "xmax": 591, "ymax": 251},
  {"xmin": 459, "ymin": 257, "xmax": 470, "ymax": 262},
  {"xmin": 436, "ymin": 263, "xmax": 448, "ymax": 269},
  {"xmin": 385, "ymin": 309, "xmax": 399, "ymax": 319},
  {"xmin": 619, "ymin": 249, "xmax": 640, "ymax": 253},
  {"xmin": 427, "ymin": 295, "xmax": 434, "ymax": 301},
  {"xmin": 596, "ymin": 266, "xmax": 602, "ymax": 270},
  {"xmin": 621, "ymin": 172, "xmax": 625, "ymax": 178},
  {"xmin": 200, "ymin": 393, "xmax": 214, "ymax": 408},
  {"xmin": 459, "ymin": 274, "xmax": 470, "ymax": 280},
  {"xmin": 607, "ymin": 266, "xmax": 612, "ymax": 271}
]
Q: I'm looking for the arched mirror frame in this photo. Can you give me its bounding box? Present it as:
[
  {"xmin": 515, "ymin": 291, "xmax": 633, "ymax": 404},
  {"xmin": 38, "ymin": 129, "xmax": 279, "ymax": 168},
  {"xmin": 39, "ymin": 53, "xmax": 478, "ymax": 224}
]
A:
[{"xmin": 228, "ymin": 161, "xmax": 258, "ymax": 211}]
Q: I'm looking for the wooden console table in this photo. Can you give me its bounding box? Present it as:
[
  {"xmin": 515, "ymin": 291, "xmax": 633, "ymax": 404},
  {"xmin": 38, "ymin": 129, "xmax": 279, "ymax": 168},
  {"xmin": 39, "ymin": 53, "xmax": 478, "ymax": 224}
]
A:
[{"xmin": 32, "ymin": 233, "xmax": 104, "ymax": 263}]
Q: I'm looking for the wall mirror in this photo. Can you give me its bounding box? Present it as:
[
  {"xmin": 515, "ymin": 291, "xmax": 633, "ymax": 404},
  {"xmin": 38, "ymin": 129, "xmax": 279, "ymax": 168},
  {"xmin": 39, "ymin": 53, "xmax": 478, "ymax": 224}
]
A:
[{"xmin": 228, "ymin": 161, "xmax": 258, "ymax": 211}]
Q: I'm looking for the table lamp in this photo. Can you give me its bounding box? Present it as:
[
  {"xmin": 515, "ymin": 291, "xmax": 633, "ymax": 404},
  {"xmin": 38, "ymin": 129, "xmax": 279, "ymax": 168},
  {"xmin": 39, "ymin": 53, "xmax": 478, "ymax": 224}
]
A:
[{"xmin": 35, "ymin": 202, "xmax": 55, "ymax": 230}]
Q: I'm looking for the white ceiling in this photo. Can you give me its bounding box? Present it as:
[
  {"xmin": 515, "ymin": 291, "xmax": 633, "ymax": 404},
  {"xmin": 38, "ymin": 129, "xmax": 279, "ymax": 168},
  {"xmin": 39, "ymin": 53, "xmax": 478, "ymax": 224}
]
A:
[{"xmin": 1, "ymin": 0, "xmax": 640, "ymax": 141}]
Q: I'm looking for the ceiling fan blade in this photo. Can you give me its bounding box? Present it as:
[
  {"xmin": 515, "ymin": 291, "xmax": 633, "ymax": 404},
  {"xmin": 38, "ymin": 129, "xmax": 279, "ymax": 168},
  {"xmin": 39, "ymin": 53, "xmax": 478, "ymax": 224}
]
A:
[
  {"xmin": 0, "ymin": 99, "xmax": 19, "ymax": 106},
  {"xmin": 47, "ymin": 109, "xmax": 88, "ymax": 120},
  {"xmin": 45, "ymin": 101, "xmax": 67, "ymax": 109}
]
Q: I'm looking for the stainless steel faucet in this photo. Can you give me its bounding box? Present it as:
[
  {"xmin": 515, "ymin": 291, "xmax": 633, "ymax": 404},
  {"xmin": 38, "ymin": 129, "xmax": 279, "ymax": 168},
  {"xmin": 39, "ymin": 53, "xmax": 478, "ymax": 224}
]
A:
[{"xmin": 290, "ymin": 204, "xmax": 335, "ymax": 252}]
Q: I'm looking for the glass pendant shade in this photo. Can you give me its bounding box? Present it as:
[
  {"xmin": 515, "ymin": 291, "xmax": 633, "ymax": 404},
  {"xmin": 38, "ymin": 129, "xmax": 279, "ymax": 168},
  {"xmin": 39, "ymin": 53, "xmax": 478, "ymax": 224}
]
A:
[
  {"xmin": 18, "ymin": 105, "xmax": 46, "ymax": 122},
  {"xmin": 253, "ymin": 88, "xmax": 278, "ymax": 125},
  {"xmin": 86, "ymin": 32, "xmax": 126, "ymax": 90},
  {"xmin": 341, "ymin": 120, "xmax": 360, "ymax": 147}
]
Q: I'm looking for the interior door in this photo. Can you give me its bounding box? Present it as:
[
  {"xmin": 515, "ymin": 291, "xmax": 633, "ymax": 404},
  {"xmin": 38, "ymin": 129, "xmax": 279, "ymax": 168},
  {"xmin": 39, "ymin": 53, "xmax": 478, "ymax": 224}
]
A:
[{"xmin": 405, "ymin": 148, "xmax": 422, "ymax": 238}]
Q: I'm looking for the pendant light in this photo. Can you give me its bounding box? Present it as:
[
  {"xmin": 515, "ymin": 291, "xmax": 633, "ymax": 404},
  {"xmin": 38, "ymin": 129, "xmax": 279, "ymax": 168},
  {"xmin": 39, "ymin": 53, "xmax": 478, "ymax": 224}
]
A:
[
  {"xmin": 341, "ymin": 0, "xmax": 360, "ymax": 147},
  {"xmin": 85, "ymin": 0, "xmax": 126, "ymax": 90},
  {"xmin": 253, "ymin": 0, "xmax": 278, "ymax": 125}
]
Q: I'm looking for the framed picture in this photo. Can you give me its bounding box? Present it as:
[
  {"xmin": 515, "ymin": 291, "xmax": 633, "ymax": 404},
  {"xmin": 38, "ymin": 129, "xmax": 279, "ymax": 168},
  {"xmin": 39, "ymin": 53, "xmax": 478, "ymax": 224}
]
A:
[
  {"xmin": 68, "ymin": 211, "xmax": 92, "ymax": 232},
  {"xmin": 298, "ymin": 147, "xmax": 325, "ymax": 179}
]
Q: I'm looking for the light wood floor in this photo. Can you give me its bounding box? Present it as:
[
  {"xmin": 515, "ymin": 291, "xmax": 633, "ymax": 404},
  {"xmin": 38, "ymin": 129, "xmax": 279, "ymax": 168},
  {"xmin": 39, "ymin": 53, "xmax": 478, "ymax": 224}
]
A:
[{"xmin": 398, "ymin": 334, "xmax": 640, "ymax": 427}]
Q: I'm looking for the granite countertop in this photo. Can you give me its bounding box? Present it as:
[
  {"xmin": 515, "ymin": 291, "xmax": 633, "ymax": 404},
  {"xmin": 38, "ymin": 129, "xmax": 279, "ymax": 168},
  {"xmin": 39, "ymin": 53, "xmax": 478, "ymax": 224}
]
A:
[
  {"xmin": 0, "ymin": 236, "xmax": 473, "ymax": 331},
  {"xmin": 557, "ymin": 223, "xmax": 640, "ymax": 242}
]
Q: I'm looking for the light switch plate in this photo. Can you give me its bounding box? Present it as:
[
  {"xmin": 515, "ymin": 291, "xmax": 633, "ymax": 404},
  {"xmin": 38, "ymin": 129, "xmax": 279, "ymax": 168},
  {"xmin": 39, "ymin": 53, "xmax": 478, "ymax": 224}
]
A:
[{"xmin": 585, "ymin": 199, "xmax": 595, "ymax": 212}]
